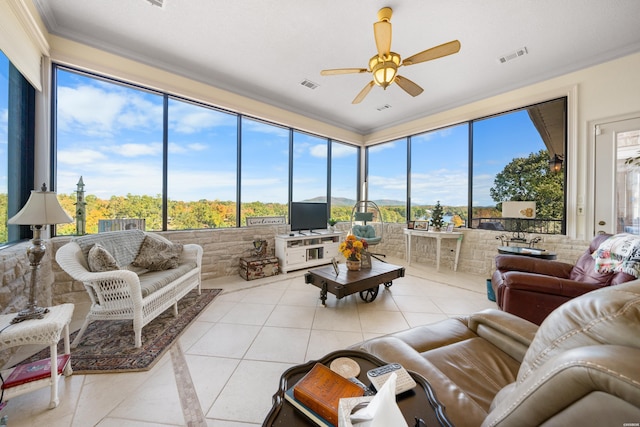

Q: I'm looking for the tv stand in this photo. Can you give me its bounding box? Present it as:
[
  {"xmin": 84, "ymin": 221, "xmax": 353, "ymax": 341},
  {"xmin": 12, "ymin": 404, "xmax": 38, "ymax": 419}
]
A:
[{"xmin": 275, "ymin": 231, "xmax": 344, "ymax": 273}]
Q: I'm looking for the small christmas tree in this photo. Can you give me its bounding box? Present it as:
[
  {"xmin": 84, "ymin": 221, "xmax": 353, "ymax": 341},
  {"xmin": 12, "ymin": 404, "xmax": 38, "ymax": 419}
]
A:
[{"xmin": 430, "ymin": 200, "xmax": 445, "ymax": 230}]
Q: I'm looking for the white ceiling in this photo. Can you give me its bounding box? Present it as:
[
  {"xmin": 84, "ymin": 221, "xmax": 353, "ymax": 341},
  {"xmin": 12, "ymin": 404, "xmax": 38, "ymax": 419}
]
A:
[{"xmin": 34, "ymin": 0, "xmax": 640, "ymax": 135}]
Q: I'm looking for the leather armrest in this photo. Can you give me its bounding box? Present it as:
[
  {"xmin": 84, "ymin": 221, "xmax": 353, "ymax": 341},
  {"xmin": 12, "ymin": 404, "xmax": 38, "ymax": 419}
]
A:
[
  {"xmin": 468, "ymin": 309, "xmax": 537, "ymax": 361},
  {"xmin": 485, "ymin": 345, "xmax": 640, "ymax": 427},
  {"xmin": 495, "ymin": 254, "xmax": 574, "ymax": 277},
  {"xmin": 500, "ymin": 272, "xmax": 604, "ymax": 298}
]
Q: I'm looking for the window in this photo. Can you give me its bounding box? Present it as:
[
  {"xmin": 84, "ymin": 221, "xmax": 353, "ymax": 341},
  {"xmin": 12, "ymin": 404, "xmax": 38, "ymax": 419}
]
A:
[
  {"xmin": 0, "ymin": 53, "xmax": 8, "ymax": 242},
  {"xmin": 367, "ymin": 138, "xmax": 407, "ymax": 223},
  {"xmin": 55, "ymin": 67, "xmax": 164, "ymax": 234},
  {"xmin": 330, "ymin": 141, "xmax": 359, "ymax": 221},
  {"xmin": 240, "ymin": 117, "xmax": 289, "ymax": 225},
  {"xmin": 1, "ymin": 51, "xmax": 35, "ymax": 244},
  {"xmin": 471, "ymin": 98, "xmax": 566, "ymax": 233},
  {"xmin": 167, "ymin": 98, "xmax": 237, "ymax": 229},
  {"xmin": 410, "ymin": 124, "xmax": 469, "ymax": 227},
  {"xmin": 292, "ymin": 131, "xmax": 327, "ymax": 203}
]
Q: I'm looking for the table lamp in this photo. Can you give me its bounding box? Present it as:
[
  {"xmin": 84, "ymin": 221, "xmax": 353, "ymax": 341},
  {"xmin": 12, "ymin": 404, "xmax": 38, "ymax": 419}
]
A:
[{"xmin": 7, "ymin": 183, "xmax": 73, "ymax": 323}]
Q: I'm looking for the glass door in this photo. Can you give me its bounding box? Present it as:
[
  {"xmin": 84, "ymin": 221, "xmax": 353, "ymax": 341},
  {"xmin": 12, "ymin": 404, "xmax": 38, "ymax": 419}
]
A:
[{"xmin": 594, "ymin": 117, "xmax": 640, "ymax": 235}]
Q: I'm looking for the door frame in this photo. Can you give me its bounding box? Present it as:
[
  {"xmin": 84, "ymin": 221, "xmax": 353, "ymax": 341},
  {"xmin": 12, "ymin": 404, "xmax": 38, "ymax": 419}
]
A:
[{"xmin": 588, "ymin": 111, "xmax": 640, "ymax": 239}]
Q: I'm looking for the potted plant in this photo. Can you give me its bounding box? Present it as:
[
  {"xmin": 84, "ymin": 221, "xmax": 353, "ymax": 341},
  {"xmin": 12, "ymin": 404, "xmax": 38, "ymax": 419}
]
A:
[
  {"xmin": 430, "ymin": 201, "xmax": 445, "ymax": 232},
  {"xmin": 338, "ymin": 234, "xmax": 368, "ymax": 271},
  {"xmin": 328, "ymin": 218, "xmax": 338, "ymax": 232}
]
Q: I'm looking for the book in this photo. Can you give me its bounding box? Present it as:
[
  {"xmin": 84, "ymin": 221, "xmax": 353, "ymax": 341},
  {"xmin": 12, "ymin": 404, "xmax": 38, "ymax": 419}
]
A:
[
  {"xmin": 285, "ymin": 387, "xmax": 333, "ymax": 427},
  {"xmin": 292, "ymin": 363, "xmax": 365, "ymax": 427},
  {"xmin": 2, "ymin": 354, "xmax": 70, "ymax": 389}
]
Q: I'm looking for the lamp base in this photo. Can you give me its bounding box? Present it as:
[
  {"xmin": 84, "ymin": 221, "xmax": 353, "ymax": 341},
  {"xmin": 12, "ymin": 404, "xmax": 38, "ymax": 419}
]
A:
[{"xmin": 11, "ymin": 306, "xmax": 49, "ymax": 324}]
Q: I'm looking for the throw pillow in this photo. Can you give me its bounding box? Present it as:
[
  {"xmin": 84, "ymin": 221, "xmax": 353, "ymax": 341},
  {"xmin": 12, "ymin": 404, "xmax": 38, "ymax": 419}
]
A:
[
  {"xmin": 87, "ymin": 243, "xmax": 119, "ymax": 272},
  {"xmin": 132, "ymin": 235, "xmax": 183, "ymax": 271}
]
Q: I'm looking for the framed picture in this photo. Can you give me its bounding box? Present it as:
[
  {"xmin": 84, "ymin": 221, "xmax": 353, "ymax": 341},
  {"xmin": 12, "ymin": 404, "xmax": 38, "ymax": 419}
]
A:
[
  {"xmin": 361, "ymin": 251, "xmax": 372, "ymax": 269},
  {"xmin": 407, "ymin": 221, "xmax": 415, "ymax": 229},
  {"xmin": 446, "ymin": 223, "xmax": 454, "ymax": 232},
  {"xmin": 331, "ymin": 257, "xmax": 340, "ymax": 276},
  {"xmin": 414, "ymin": 221, "xmax": 429, "ymax": 230}
]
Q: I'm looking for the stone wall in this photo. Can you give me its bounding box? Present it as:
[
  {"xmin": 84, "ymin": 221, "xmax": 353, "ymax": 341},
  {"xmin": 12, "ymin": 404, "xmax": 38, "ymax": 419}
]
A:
[
  {"xmin": 373, "ymin": 223, "xmax": 589, "ymax": 277},
  {"xmin": 2, "ymin": 224, "xmax": 593, "ymax": 313}
]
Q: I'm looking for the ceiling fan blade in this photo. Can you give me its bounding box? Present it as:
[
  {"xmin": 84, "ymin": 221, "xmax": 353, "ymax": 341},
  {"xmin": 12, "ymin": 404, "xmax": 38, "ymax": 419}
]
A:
[
  {"xmin": 352, "ymin": 81, "xmax": 375, "ymax": 104},
  {"xmin": 402, "ymin": 40, "xmax": 461, "ymax": 66},
  {"xmin": 373, "ymin": 21, "xmax": 392, "ymax": 57},
  {"xmin": 321, "ymin": 68, "xmax": 368, "ymax": 76},
  {"xmin": 395, "ymin": 75, "xmax": 424, "ymax": 97}
]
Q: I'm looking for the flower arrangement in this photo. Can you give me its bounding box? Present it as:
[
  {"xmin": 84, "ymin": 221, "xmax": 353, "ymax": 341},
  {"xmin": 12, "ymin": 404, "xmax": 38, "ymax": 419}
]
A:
[{"xmin": 339, "ymin": 234, "xmax": 368, "ymax": 261}]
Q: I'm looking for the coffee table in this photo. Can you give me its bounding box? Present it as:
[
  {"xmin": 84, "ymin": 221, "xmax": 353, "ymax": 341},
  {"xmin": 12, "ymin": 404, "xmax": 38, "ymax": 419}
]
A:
[
  {"xmin": 262, "ymin": 349, "xmax": 452, "ymax": 427},
  {"xmin": 305, "ymin": 260, "xmax": 405, "ymax": 306}
]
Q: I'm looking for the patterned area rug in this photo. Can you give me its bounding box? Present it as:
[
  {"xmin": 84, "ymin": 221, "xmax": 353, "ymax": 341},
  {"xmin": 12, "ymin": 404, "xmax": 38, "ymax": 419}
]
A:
[{"xmin": 21, "ymin": 288, "xmax": 221, "ymax": 374}]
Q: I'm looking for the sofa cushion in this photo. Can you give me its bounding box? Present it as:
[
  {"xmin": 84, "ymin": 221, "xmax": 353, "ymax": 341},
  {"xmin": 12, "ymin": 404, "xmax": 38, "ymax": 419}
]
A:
[
  {"xmin": 138, "ymin": 262, "xmax": 197, "ymax": 297},
  {"xmin": 87, "ymin": 244, "xmax": 119, "ymax": 272},
  {"xmin": 74, "ymin": 229, "xmax": 146, "ymax": 267},
  {"xmin": 517, "ymin": 279, "xmax": 640, "ymax": 384},
  {"xmin": 132, "ymin": 234, "xmax": 184, "ymax": 271}
]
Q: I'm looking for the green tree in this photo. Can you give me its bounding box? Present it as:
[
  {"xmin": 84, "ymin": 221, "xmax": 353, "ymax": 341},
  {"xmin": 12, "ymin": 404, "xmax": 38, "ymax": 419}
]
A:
[{"xmin": 489, "ymin": 150, "xmax": 563, "ymax": 219}]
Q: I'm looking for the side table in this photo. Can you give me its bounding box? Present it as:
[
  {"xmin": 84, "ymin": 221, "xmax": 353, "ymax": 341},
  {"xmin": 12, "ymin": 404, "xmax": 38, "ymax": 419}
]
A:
[
  {"xmin": 497, "ymin": 246, "xmax": 557, "ymax": 260},
  {"xmin": 0, "ymin": 303, "xmax": 74, "ymax": 408},
  {"xmin": 262, "ymin": 349, "xmax": 452, "ymax": 427}
]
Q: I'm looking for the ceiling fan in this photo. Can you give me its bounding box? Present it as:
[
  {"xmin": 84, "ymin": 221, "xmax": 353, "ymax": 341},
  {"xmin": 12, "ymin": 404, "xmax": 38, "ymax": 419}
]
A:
[{"xmin": 320, "ymin": 7, "xmax": 461, "ymax": 104}]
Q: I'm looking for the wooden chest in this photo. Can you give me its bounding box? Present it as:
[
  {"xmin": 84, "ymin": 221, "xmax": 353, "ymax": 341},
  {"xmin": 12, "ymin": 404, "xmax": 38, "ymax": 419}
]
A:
[{"xmin": 239, "ymin": 256, "xmax": 279, "ymax": 281}]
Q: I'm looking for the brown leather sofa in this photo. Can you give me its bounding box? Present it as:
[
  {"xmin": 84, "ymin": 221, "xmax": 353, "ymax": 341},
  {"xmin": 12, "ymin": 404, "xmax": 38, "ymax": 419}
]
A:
[
  {"xmin": 352, "ymin": 279, "xmax": 640, "ymax": 427},
  {"xmin": 491, "ymin": 234, "xmax": 635, "ymax": 325}
]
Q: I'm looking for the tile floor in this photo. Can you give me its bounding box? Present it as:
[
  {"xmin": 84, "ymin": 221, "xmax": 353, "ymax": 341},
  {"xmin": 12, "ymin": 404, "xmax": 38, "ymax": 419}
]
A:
[{"xmin": 2, "ymin": 257, "xmax": 496, "ymax": 426}]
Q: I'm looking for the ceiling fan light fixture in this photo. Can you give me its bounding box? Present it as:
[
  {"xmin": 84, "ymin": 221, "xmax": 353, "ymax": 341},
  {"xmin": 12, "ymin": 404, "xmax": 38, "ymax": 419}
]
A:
[{"xmin": 369, "ymin": 53, "xmax": 401, "ymax": 89}]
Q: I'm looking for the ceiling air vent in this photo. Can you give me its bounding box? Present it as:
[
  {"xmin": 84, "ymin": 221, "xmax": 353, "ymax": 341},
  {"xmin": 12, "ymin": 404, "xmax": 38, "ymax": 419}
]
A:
[
  {"xmin": 300, "ymin": 79, "xmax": 319, "ymax": 90},
  {"xmin": 498, "ymin": 47, "xmax": 528, "ymax": 64},
  {"xmin": 376, "ymin": 104, "xmax": 392, "ymax": 111}
]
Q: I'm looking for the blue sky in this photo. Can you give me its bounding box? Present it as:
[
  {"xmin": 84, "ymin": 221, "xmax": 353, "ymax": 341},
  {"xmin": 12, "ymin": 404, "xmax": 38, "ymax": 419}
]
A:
[
  {"xmin": 2, "ymin": 56, "xmax": 546, "ymax": 207},
  {"xmin": 0, "ymin": 53, "xmax": 8, "ymax": 194}
]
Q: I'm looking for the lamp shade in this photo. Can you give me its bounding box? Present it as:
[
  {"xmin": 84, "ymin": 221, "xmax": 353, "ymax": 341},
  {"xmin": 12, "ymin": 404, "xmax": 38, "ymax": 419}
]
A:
[{"xmin": 8, "ymin": 185, "xmax": 73, "ymax": 225}]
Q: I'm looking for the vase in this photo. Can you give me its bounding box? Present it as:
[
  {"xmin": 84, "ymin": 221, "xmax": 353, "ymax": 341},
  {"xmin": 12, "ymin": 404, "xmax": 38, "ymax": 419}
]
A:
[{"xmin": 346, "ymin": 259, "xmax": 361, "ymax": 271}]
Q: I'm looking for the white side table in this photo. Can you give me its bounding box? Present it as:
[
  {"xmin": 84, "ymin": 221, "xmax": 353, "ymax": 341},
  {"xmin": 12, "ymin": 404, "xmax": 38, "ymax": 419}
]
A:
[
  {"xmin": 404, "ymin": 229, "xmax": 463, "ymax": 271},
  {"xmin": 0, "ymin": 303, "xmax": 74, "ymax": 408}
]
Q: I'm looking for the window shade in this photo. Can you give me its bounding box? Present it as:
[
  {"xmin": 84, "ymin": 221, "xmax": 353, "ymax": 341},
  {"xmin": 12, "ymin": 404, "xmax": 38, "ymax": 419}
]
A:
[{"xmin": 0, "ymin": 0, "xmax": 49, "ymax": 91}]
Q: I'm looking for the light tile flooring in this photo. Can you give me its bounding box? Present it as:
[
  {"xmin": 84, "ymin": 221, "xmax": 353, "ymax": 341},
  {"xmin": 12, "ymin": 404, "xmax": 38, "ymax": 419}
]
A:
[{"xmin": 2, "ymin": 257, "xmax": 495, "ymax": 426}]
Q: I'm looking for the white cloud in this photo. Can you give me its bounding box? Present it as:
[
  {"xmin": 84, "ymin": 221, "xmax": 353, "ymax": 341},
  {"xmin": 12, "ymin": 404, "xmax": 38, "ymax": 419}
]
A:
[
  {"xmin": 57, "ymin": 149, "xmax": 107, "ymax": 165},
  {"xmin": 57, "ymin": 84, "xmax": 162, "ymax": 138},
  {"xmin": 310, "ymin": 144, "xmax": 327, "ymax": 158},
  {"xmin": 169, "ymin": 105, "xmax": 235, "ymax": 134},
  {"xmin": 332, "ymin": 143, "xmax": 358, "ymax": 158},
  {"xmin": 116, "ymin": 143, "xmax": 163, "ymax": 157}
]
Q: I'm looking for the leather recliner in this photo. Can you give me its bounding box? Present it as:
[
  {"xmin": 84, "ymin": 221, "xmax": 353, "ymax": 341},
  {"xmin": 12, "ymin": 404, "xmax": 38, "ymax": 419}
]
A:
[
  {"xmin": 491, "ymin": 233, "xmax": 635, "ymax": 325},
  {"xmin": 352, "ymin": 279, "xmax": 640, "ymax": 427}
]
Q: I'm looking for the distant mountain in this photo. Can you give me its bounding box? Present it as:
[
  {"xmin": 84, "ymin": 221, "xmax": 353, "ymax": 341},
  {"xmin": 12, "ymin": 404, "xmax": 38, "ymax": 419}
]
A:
[{"xmin": 302, "ymin": 196, "xmax": 405, "ymax": 207}]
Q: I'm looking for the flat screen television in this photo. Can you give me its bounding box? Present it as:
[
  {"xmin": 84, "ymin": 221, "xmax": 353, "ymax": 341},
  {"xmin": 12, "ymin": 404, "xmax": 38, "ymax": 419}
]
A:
[{"xmin": 290, "ymin": 202, "xmax": 328, "ymax": 234}]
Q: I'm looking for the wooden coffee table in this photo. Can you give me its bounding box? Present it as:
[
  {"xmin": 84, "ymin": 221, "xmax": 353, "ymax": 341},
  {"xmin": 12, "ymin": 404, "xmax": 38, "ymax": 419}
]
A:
[
  {"xmin": 305, "ymin": 260, "xmax": 405, "ymax": 306},
  {"xmin": 262, "ymin": 349, "xmax": 453, "ymax": 427}
]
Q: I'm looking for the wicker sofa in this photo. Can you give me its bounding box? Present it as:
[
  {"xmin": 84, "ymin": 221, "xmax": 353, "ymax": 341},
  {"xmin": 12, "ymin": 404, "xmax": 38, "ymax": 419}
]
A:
[{"xmin": 56, "ymin": 229, "xmax": 202, "ymax": 348}]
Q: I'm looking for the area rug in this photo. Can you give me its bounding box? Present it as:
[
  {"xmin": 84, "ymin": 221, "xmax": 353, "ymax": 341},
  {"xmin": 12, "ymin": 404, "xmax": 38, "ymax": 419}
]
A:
[{"xmin": 21, "ymin": 288, "xmax": 222, "ymax": 374}]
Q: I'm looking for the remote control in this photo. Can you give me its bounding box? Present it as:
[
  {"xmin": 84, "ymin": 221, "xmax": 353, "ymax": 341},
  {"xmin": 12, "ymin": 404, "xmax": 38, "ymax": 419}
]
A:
[{"xmin": 367, "ymin": 363, "xmax": 417, "ymax": 394}]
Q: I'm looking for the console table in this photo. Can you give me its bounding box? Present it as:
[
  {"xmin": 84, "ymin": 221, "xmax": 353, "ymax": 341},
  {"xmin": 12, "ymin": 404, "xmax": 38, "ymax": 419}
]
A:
[
  {"xmin": 0, "ymin": 303, "xmax": 74, "ymax": 409},
  {"xmin": 262, "ymin": 349, "xmax": 452, "ymax": 426},
  {"xmin": 404, "ymin": 229, "xmax": 463, "ymax": 271}
]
